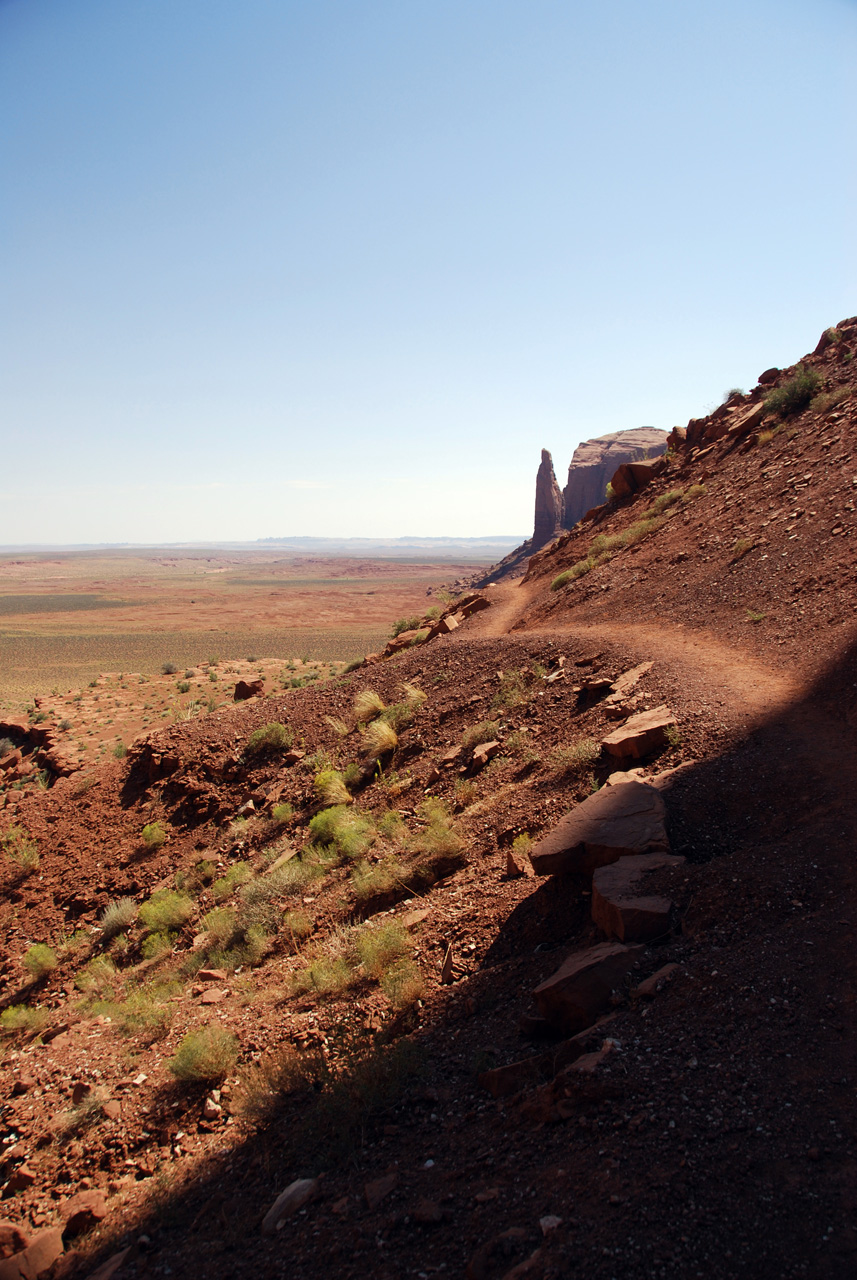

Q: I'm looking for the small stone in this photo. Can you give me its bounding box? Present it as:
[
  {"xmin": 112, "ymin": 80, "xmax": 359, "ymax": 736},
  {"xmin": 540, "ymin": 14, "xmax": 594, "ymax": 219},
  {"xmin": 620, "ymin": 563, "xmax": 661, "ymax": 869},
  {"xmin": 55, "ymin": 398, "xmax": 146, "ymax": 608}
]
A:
[
  {"xmin": 601, "ymin": 706, "xmax": 677, "ymax": 760},
  {"xmin": 200, "ymin": 988, "xmax": 227, "ymax": 1005},
  {"xmin": 197, "ymin": 968, "xmax": 228, "ymax": 982},
  {"xmin": 202, "ymin": 1098, "xmax": 223, "ymax": 1121},
  {"xmin": 364, "ymin": 1173, "xmax": 397, "ymax": 1211},
  {"xmin": 539, "ymin": 1215, "xmax": 562, "ymax": 1236},
  {"xmin": 71, "ymin": 1082, "xmax": 92, "ymax": 1106},
  {"xmin": 413, "ymin": 1198, "xmax": 443, "ymax": 1224},
  {"xmin": 261, "ymin": 1178, "xmax": 319, "ymax": 1234},
  {"xmin": 10, "ymin": 1078, "xmax": 34, "ymax": 1098},
  {"xmin": 633, "ymin": 962, "xmax": 681, "ymax": 999},
  {"xmin": 5, "ymin": 1166, "xmax": 36, "ymax": 1193},
  {"xmin": 60, "ymin": 1189, "xmax": 108, "ymax": 1236},
  {"xmin": 101, "ymin": 1101, "xmax": 121, "ymax": 1122},
  {"xmin": 0, "ymin": 1221, "xmax": 29, "ymax": 1260}
]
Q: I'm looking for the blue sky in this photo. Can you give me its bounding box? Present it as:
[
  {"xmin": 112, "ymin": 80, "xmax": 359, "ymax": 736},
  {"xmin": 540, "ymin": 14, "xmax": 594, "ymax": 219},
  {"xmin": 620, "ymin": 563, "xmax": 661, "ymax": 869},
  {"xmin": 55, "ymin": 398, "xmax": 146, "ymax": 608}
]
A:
[{"xmin": 1, "ymin": 0, "xmax": 855, "ymax": 544}]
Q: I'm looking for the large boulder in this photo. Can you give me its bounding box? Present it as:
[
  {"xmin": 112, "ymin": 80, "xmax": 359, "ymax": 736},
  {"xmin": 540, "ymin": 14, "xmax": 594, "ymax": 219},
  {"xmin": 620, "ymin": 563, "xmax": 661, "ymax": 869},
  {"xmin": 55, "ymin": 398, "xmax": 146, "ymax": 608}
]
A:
[
  {"xmin": 533, "ymin": 942, "xmax": 644, "ymax": 1034},
  {"xmin": 601, "ymin": 706, "xmax": 677, "ymax": 760},
  {"xmin": 529, "ymin": 781, "xmax": 669, "ymax": 876},
  {"xmin": 234, "ymin": 679, "xmax": 264, "ymax": 701},
  {"xmin": 591, "ymin": 853, "xmax": 685, "ymax": 941}
]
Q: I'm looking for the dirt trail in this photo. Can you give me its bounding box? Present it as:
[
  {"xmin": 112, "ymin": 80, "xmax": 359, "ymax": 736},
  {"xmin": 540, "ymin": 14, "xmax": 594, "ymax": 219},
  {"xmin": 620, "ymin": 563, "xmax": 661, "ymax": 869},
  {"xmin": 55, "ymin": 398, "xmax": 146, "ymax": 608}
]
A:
[{"xmin": 474, "ymin": 579, "xmax": 802, "ymax": 726}]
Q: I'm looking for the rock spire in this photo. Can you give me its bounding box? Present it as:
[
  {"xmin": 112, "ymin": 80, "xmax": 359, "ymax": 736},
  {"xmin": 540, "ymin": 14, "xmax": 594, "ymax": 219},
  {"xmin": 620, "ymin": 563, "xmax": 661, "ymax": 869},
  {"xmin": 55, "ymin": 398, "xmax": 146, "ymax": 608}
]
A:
[{"xmin": 533, "ymin": 449, "xmax": 564, "ymax": 548}]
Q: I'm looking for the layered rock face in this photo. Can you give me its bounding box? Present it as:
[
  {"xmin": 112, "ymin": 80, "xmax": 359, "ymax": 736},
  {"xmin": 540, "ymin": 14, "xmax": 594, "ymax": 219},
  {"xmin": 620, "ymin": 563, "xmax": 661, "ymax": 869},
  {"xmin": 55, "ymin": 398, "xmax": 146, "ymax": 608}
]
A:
[
  {"xmin": 561, "ymin": 427, "xmax": 668, "ymax": 528},
  {"xmin": 533, "ymin": 448, "xmax": 564, "ymax": 548}
]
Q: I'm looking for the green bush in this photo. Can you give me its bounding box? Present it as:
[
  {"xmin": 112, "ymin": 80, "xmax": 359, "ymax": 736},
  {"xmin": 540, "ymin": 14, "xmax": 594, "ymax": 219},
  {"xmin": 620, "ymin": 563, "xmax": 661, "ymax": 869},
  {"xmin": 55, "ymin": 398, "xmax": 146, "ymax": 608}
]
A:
[
  {"xmin": 245, "ymin": 722, "xmax": 295, "ymax": 758},
  {"xmin": 291, "ymin": 955, "xmax": 353, "ymax": 996},
  {"xmin": 381, "ymin": 959, "xmax": 424, "ymax": 1009},
  {"xmin": 1, "ymin": 1004, "xmax": 50, "ymax": 1036},
  {"xmin": 391, "ymin": 615, "xmax": 421, "ymax": 638},
  {"xmin": 22, "ymin": 944, "xmax": 57, "ymax": 980},
  {"xmin": 314, "ymin": 769, "xmax": 351, "ymax": 806},
  {"xmin": 141, "ymin": 931, "xmax": 175, "ymax": 960},
  {"xmin": 139, "ymin": 889, "xmax": 194, "ymax": 932},
  {"xmin": 309, "ymin": 807, "xmax": 374, "ymax": 861},
  {"xmin": 211, "ymin": 862, "xmax": 253, "ymax": 900},
  {"xmin": 356, "ymin": 921, "xmax": 410, "ymax": 979},
  {"xmin": 272, "ymin": 801, "xmax": 294, "ymax": 824},
  {"xmin": 141, "ymin": 821, "xmax": 167, "ymax": 850},
  {"xmin": 201, "ymin": 907, "xmax": 239, "ymax": 946},
  {"xmin": 764, "ymin": 364, "xmax": 822, "ymax": 418},
  {"xmin": 168, "ymin": 1025, "xmax": 239, "ymax": 1082},
  {"xmin": 161, "ymin": 661, "xmax": 178, "ymax": 675}
]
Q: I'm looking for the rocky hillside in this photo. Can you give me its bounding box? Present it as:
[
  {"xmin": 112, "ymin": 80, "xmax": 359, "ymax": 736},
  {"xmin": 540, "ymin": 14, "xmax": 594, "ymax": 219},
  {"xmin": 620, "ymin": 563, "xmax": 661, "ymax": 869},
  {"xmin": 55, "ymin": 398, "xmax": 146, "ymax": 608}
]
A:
[{"xmin": 1, "ymin": 320, "xmax": 856, "ymax": 1280}]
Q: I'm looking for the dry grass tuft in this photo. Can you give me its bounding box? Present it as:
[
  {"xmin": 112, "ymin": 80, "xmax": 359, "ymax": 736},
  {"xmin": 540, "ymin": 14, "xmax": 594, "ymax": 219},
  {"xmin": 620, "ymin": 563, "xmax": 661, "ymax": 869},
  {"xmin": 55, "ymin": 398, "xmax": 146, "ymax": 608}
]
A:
[
  {"xmin": 353, "ymin": 689, "xmax": 386, "ymax": 723},
  {"xmin": 168, "ymin": 1025, "xmax": 239, "ymax": 1082}
]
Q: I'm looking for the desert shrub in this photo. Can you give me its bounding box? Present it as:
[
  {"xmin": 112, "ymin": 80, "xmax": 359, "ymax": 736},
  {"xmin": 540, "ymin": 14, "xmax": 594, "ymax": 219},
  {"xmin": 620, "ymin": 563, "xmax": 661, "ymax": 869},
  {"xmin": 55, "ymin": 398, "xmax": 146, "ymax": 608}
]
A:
[
  {"xmin": 292, "ymin": 955, "xmax": 353, "ymax": 996},
  {"xmin": 141, "ymin": 821, "xmax": 167, "ymax": 850},
  {"xmin": 549, "ymin": 738, "xmax": 600, "ymax": 777},
  {"xmin": 410, "ymin": 799, "xmax": 463, "ymax": 861},
  {"xmin": 325, "ymin": 715, "xmax": 350, "ymax": 738},
  {"xmin": 139, "ymin": 889, "xmax": 194, "ymax": 932},
  {"xmin": 113, "ymin": 742, "xmax": 128, "ymax": 759},
  {"xmin": 141, "ymin": 931, "xmax": 176, "ymax": 960},
  {"xmin": 314, "ymin": 769, "xmax": 351, "ymax": 807},
  {"xmin": 272, "ymin": 802, "xmax": 294, "ymax": 824},
  {"xmin": 682, "ymin": 483, "xmax": 707, "ymax": 501},
  {"xmin": 168, "ymin": 1025, "xmax": 239, "ymax": 1082},
  {"xmin": 380, "ymin": 701, "xmax": 414, "ymax": 732},
  {"xmin": 764, "ymin": 364, "xmax": 822, "ymax": 418},
  {"xmin": 810, "ymin": 385, "xmax": 849, "ymax": 414},
  {"xmin": 100, "ymin": 897, "xmax": 137, "ymax": 939},
  {"xmin": 350, "ymin": 857, "xmax": 401, "ymax": 901},
  {"xmin": 646, "ymin": 489, "xmax": 683, "ymax": 516},
  {"xmin": 0, "ymin": 736, "xmax": 15, "ymax": 756},
  {"xmin": 343, "ymin": 660, "xmax": 363, "ymax": 674},
  {"xmin": 161, "ymin": 661, "xmax": 178, "ymax": 675},
  {"xmin": 381, "ymin": 959, "xmax": 424, "ymax": 1009},
  {"xmin": 234, "ymin": 1046, "xmax": 321, "ymax": 1123},
  {"xmin": 504, "ymin": 729, "xmax": 538, "ymax": 761},
  {"xmin": 362, "ymin": 719, "xmax": 398, "ymax": 757},
  {"xmin": 283, "ymin": 910, "xmax": 313, "ymax": 949},
  {"xmin": 177, "ymin": 680, "xmax": 191, "ymax": 694},
  {"xmin": 342, "ymin": 761, "xmax": 363, "ymax": 788},
  {"xmin": 245, "ymin": 722, "xmax": 294, "ymax": 758},
  {"xmin": 356, "ymin": 921, "xmax": 410, "ymax": 979},
  {"xmin": 731, "ymin": 538, "xmax": 754, "ymax": 561},
  {"xmin": 201, "ymin": 907, "xmax": 239, "ymax": 946},
  {"xmin": 97, "ymin": 984, "xmax": 176, "ymax": 1040},
  {"xmin": 512, "ymin": 832, "xmax": 533, "ymax": 859},
  {"xmin": 3, "ymin": 826, "xmax": 39, "ymax": 874},
  {"xmin": 454, "ymin": 778, "xmax": 478, "ymax": 808},
  {"xmin": 376, "ymin": 809, "xmax": 406, "ymax": 840},
  {"xmin": 424, "ymin": 606, "xmax": 441, "ymax": 622},
  {"xmin": 757, "ymin": 427, "xmax": 776, "ymax": 445},
  {"xmin": 353, "ymin": 689, "xmax": 386, "ymax": 722},
  {"xmin": 1, "ymin": 1004, "xmax": 50, "ymax": 1036},
  {"xmin": 76, "ymin": 954, "xmax": 117, "ymax": 994},
  {"xmin": 309, "ymin": 807, "xmax": 374, "ymax": 861},
  {"xmin": 746, "ymin": 608, "xmax": 767, "ymax": 623},
  {"xmin": 211, "ymin": 862, "xmax": 253, "ymax": 900},
  {"xmin": 391, "ymin": 616, "xmax": 421, "ymax": 638},
  {"xmin": 462, "ymin": 720, "xmax": 500, "ymax": 750},
  {"xmin": 22, "ymin": 944, "xmax": 57, "ymax": 980},
  {"xmin": 621, "ymin": 516, "xmax": 664, "ymax": 547},
  {"xmin": 265, "ymin": 854, "xmax": 325, "ymax": 895}
]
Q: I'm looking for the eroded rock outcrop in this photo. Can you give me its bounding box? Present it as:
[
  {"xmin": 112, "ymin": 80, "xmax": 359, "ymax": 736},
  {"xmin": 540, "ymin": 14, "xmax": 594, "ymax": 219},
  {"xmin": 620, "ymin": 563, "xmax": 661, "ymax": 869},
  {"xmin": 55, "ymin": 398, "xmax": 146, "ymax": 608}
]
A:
[
  {"xmin": 562, "ymin": 427, "xmax": 668, "ymax": 528},
  {"xmin": 533, "ymin": 448, "xmax": 564, "ymax": 548}
]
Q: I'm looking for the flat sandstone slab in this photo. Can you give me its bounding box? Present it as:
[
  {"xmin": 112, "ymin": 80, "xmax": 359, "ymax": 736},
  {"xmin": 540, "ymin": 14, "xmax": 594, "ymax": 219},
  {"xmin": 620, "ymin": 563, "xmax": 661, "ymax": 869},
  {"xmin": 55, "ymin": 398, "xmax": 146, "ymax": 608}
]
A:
[
  {"xmin": 591, "ymin": 852, "xmax": 685, "ymax": 941},
  {"xmin": 533, "ymin": 941, "xmax": 644, "ymax": 1034},
  {"xmin": 529, "ymin": 781, "xmax": 669, "ymax": 876},
  {"xmin": 601, "ymin": 705, "xmax": 677, "ymax": 759}
]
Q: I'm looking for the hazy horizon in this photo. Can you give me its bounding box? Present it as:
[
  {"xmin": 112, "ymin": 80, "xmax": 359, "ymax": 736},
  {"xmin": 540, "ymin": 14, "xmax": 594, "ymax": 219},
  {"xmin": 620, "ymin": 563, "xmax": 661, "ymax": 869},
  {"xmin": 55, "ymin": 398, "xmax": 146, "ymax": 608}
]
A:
[{"xmin": 2, "ymin": 0, "xmax": 854, "ymax": 545}]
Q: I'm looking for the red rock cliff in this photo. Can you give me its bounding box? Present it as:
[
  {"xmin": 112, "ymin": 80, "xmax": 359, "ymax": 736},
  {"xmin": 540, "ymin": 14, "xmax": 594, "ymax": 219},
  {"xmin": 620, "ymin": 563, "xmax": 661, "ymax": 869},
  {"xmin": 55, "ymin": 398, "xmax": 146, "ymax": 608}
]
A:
[{"xmin": 561, "ymin": 427, "xmax": 668, "ymax": 528}]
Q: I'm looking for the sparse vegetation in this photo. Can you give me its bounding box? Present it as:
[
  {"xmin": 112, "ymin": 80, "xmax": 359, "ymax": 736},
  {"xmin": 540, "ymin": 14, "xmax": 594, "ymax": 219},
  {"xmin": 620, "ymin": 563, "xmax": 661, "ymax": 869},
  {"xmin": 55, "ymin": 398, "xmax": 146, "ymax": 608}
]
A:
[
  {"xmin": 168, "ymin": 1025, "xmax": 240, "ymax": 1082},
  {"xmin": 272, "ymin": 801, "xmax": 294, "ymax": 824},
  {"xmin": 356, "ymin": 920, "xmax": 410, "ymax": 979},
  {"xmin": 141, "ymin": 820, "xmax": 167, "ymax": 850},
  {"xmin": 746, "ymin": 608, "xmax": 767, "ymax": 623},
  {"xmin": 161, "ymin": 661, "xmax": 178, "ymax": 675},
  {"xmin": 2, "ymin": 825, "xmax": 39, "ymax": 874},
  {"xmin": 391, "ymin": 615, "xmax": 421, "ymax": 637},
  {"xmin": 1, "ymin": 1004, "xmax": 50, "ymax": 1036},
  {"xmin": 361, "ymin": 718, "xmax": 398, "ymax": 757},
  {"xmin": 245, "ymin": 722, "xmax": 294, "ymax": 758},
  {"xmin": 764, "ymin": 364, "xmax": 822, "ymax": 419},
  {"xmin": 99, "ymin": 897, "xmax": 137, "ymax": 939},
  {"xmin": 731, "ymin": 538, "xmax": 754, "ymax": 561},
  {"xmin": 381, "ymin": 959, "xmax": 424, "ymax": 1009},
  {"xmin": 314, "ymin": 768, "xmax": 351, "ymax": 807},
  {"xmin": 211, "ymin": 862, "xmax": 253, "ymax": 900},
  {"xmin": 139, "ymin": 889, "xmax": 194, "ymax": 932},
  {"xmin": 549, "ymin": 737, "xmax": 600, "ymax": 777},
  {"xmin": 22, "ymin": 943, "xmax": 58, "ymax": 980},
  {"xmin": 810, "ymin": 385, "xmax": 849, "ymax": 414},
  {"xmin": 462, "ymin": 720, "xmax": 501, "ymax": 750},
  {"xmin": 353, "ymin": 688, "xmax": 386, "ymax": 722}
]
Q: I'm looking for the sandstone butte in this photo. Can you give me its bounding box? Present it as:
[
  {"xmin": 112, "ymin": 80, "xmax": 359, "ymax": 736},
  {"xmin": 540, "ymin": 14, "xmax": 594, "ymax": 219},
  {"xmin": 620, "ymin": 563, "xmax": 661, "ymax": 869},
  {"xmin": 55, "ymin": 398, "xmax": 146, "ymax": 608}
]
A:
[{"xmin": 0, "ymin": 316, "xmax": 856, "ymax": 1279}]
